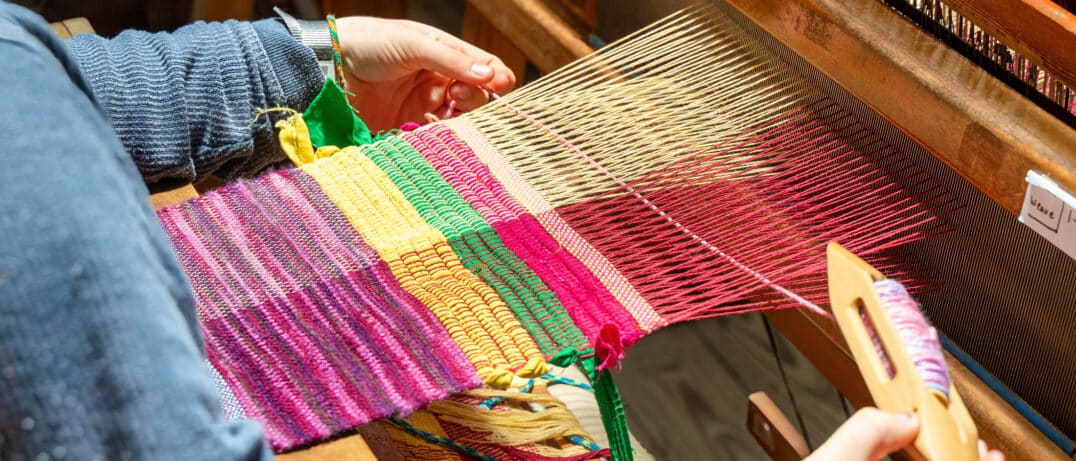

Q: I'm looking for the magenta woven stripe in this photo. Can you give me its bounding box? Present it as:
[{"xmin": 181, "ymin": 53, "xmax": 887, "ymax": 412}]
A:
[
  {"xmin": 157, "ymin": 168, "xmax": 479, "ymax": 452},
  {"xmin": 404, "ymin": 124, "xmax": 644, "ymax": 367}
]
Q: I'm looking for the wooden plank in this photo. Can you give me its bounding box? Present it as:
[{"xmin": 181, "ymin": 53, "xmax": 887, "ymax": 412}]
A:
[
  {"xmin": 747, "ymin": 392, "xmax": 811, "ymax": 460},
  {"xmin": 277, "ymin": 434, "xmax": 379, "ymax": 461},
  {"xmin": 49, "ymin": 22, "xmax": 72, "ymax": 39},
  {"xmin": 765, "ymin": 308, "xmax": 1069, "ymax": 461},
  {"xmin": 192, "ymin": 0, "xmax": 255, "ymax": 21},
  {"xmin": 724, "ymin": 0, "xmax": 1076, "ymax": 216},
  {"xmin": 321, "ymin": 0, "xmax": 406, "ymax": 18},
  {"xmin": 149, "ymin": 184, "xmax": 200, "ymax": 211},
  {"xmin": 616, "ymin": 315, "xmax": 848, "ymax": 459},
  {"xmin": 465, "ymin": 0, "xmax": 595, "ymax": 74},
  {"xmin": 61, "ymin": 18, "xmax": 95, "ymax": 37},
  {"xmin": 539, "ymin": 0, "xmax": 598, "ymax": 35},
  {"xmin": 944, "ymin": 0, "xmax": 1076, "ymax": 90}
]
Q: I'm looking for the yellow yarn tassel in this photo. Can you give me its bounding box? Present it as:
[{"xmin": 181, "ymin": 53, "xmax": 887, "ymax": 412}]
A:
[{"xmin": 275, "ymin": 112, "xmax": 316, "ymax": 166}]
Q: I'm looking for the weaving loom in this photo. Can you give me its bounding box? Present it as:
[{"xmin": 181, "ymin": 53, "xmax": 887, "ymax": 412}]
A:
[
  {"xmin": 148, "ymin": 1, "xmax": 1076, "ymax": 460},
  {"xmin": 578, "ymin": 1, "xmax": 1075, "ymax": 460}
]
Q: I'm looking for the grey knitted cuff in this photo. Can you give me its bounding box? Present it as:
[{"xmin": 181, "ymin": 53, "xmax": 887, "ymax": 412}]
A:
[{"xmin": 250, "ymin": 18, "xmax": 324, "ymax": 112}]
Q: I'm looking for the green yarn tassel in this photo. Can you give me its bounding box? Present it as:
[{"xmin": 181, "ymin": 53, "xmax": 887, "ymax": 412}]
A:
[
  {"xmin": 549, "ymin": 347, "xmax": 581, "ymax": 368},
  {"xmin": 582, "ymin": 356, "xmax": 633, "ymax": 461}
]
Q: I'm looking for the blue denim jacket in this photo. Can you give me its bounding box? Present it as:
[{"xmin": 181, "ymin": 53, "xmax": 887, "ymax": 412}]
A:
[{"xmin": 0, "ymin": 3, "xmax": 321, "ymax": 459}]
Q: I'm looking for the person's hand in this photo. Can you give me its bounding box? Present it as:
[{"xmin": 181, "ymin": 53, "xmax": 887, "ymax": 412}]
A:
[
  {"xmin": 333, "ymin": 16, "xmax": 516, "ymax": 132},
  {"xmin": 805, "ymin": 408, "xmax": 1004, "ymax": 461}
]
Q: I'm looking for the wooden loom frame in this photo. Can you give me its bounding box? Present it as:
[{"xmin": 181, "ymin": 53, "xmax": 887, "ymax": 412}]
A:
[
  {"xmin": 127, "ymin": 0, "xmax": 1070, "ymax": 458},
  {"xmin": 453, "ymin": 0, "xmax": 1075, "ymax": 460}
]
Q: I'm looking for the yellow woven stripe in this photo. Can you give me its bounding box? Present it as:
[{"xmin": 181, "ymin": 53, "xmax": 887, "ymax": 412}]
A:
[{"xmin": 301, "ymin": 145, "xmax": 546, "ymax": 384}]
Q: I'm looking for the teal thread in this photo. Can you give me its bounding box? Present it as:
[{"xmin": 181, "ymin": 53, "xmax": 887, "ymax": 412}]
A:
[
  {"xmin": 542, "ymin": 373, "xmax": 593, "ymax": 391},
  {"xmin": 388, "ymin": 417, "xmax": 497, "ymax": 461}
]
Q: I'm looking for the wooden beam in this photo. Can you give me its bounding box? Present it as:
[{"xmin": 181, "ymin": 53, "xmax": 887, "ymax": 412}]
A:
[
  {"xmin": 723, "ymin": 0, "xmax": 1076, "ymax": 216},
  {"xmin": 465, "ymin": 0, "xmax": 595, "ymax": 74},
  {"xmin": 191, "ymin": 0, "xmax": 255, "ymax": 21},
  {"xmin": 61, "ymin": 18, "xmax": 95, "ymax": 37},
  {"xmin": 944, "ymin": 0, "xmax": 1076, "ymax": 91},
  {"xmin": 276, "ymin": 433, "xmax": 379, "ymax": 461},
  {"xmin": 462, "ymin": 4, "xmax": 528, "ymax": 85},
  {"xmin": 49, "ymin": 22, "xmax": 71, "ymax": 39},
  {"xmin": 320, "ymin": 0, "xmax": 406, "ymax": 18},
  {"xmin": 747, "ymin": 392, "xmax": 811, "ymax": 460}
]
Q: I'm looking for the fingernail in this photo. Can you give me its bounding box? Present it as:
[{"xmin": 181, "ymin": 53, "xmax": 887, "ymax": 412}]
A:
[{"xmin": 470, "ymin": 63, "xmax": 492, "ymax": 77}]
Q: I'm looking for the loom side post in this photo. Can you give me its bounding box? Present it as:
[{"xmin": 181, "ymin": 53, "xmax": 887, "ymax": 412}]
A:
[{"xmin": 826, "ymin": 242, "xmax": 979, "ymax": 461}]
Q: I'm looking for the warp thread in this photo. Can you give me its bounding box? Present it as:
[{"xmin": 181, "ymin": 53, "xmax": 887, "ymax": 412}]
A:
[
  {"xmin": 282, "ymin": 116, "xmax": 548, "ymax": 386},
  {"xmin": 368, "ymin": 133, "xmax": 592, "ymax": 366},
  {"xmin": 414, "ymin": 122, "xmax": 645, "ymax": 369}
]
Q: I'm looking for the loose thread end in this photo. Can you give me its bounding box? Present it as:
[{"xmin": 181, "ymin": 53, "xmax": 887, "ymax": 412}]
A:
[{"xmin": 248, "ymin": 106, "xmax": 299, "ymax": 129}]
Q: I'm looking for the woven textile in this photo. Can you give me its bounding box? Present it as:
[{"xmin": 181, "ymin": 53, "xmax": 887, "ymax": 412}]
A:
[
  {"xmin": 368, "ymin": 132, "xmax": 592, "ymax": 366},
  {"xmin": 298, "ymin": 142, "xmax": 547, "ymax": 386},
  {"xmin": 445, "ymin": 118, "xmax": 665, "ymax": 335},
  {"xmin": 157, "ymin": 168, "xmax": 479, "ymax": 451},
  {"xmin": 428, "ymin": 121, "xmax": 648, "ymax": 366}
]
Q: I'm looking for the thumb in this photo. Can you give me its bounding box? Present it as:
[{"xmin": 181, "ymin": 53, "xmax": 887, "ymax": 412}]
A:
[
  {"xmin": 410, "ymin": 36, "xmax": 497, "ymax": 87},
  {"xmin": 808, "ymin": 408, "xmax": 920, "ymax": 461}
]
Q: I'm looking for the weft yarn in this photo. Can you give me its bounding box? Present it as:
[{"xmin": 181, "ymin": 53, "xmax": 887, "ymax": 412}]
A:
[
  {"xmin": 368, "ymin": 132, "xmax": 592, "ymax": 367},
  {"xmin": 294, "ymin": 136, "xmax": 548, "ymax": 387},
  {"xmin": 404, "ymin": 123, "xmax": 645, "ymax": 368},
  {"xmin": 447, "ymin": 118, "xmax": 662, "ymax": 345},
  {"xmin": 157, "ymin": 168, "xmax": 479, "ymax": 451},
  {"xmin": 873, "ymin": 278, "xmax": 951, "ymax": 399}
]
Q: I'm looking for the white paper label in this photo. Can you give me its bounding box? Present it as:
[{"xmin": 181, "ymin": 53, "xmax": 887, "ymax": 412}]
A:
[{"xmin": 1018, "ymin": 171, "xmax": 1076, "ymax": 261}]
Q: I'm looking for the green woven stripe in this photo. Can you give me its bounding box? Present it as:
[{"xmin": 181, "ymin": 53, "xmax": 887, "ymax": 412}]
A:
[
  {"xmin": 386, "ymin": 137, "xmax": 590, "ymax": 355},
  {"xmin": 364, "ymin": 136, "xmax": 591, "ymax": 360},
  {"xmin": 371, "ymin": 140, "xmax": 569, "ymax": 355}
]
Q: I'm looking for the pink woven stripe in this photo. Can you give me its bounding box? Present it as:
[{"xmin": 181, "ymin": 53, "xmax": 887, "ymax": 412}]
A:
[
  {"xmin": 157, "ymin": 168, "xmax": 479, "ymax": 451},
  {"xmin": 440, "ymin": 119, "xmax": 665, "ymax": 334},
  {"xmin": 405, "ymin": 124, "xmax": 650, "ymax": 366}
]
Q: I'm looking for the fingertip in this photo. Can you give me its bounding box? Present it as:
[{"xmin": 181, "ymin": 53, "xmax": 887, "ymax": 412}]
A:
[
  {"xmin": 448, "ymin": 82, "xmax": 489, "ymax": 112},
  {"xmin": 902, "ymin": 411, "xmax": 920, "ymax": 430},
  {"xmin": 428, "ymin": 83, "xmax": 448, "ymax": 109},
  {"xmin": 490, "ymin": 72, "xmax": 515, "ymax": 94}
]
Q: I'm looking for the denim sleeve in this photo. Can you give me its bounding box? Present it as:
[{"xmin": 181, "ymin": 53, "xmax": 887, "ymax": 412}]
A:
[
  {"xmin": 0, "ymin": 4, "xmax": 273, "ymax": 460},
  {"xmin": 66, "ymin": 18, "xmax": 324, "ymax": 186}
]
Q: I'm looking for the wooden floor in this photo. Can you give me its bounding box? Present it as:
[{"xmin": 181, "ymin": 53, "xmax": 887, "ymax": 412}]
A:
[{"xmin": 614, "ymin": 313, "xmax": 851, "ymax": 460}]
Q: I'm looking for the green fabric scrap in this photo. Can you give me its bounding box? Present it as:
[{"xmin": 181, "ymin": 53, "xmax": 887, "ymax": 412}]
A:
[{"xmin": 302, "ymin": 79, "xmax": 374, "ymax": 148}]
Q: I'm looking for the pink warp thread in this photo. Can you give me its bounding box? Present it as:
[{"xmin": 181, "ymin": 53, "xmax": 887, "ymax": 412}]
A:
[{"xmin": 484, "ymin": 89, "xmax": 833, "ymax": 319}]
